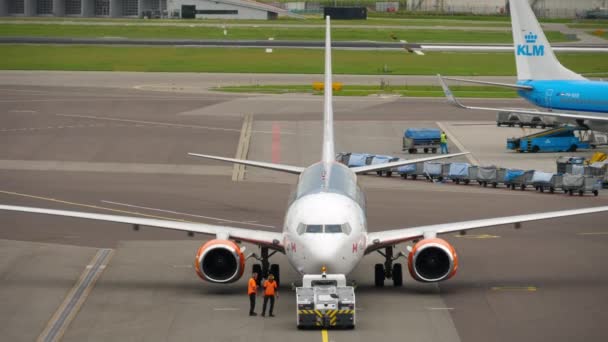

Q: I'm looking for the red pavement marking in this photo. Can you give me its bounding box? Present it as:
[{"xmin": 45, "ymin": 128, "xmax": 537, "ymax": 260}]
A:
[{"xmin": 272, "ymin": 122, "xmax": 281, "ymax": 163}]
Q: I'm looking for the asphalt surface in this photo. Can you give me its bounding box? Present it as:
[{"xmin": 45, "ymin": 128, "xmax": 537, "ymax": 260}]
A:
[{"xmin": 1, "ymin": 75, "xmax": 608, "ymax": 341}]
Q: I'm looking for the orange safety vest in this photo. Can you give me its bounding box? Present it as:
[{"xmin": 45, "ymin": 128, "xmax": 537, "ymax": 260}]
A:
[
  {"xmin": 263, "ymin": 280, "xmax": 278, "ymax": 296},
  {"xmin": 248, "ymin": 278, "xmax": 257, "ymax": 295}
]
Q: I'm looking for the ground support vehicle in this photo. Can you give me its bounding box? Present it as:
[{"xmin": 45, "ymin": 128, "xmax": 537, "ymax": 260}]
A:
[
  {"xmin": 335, "ymin": 152, "xmax": 370, "ymax": 168},
  {"xmin": 423, "ymin": 162, "xmax": 444, "ymax": 181},
  {"xmin": 504, "ymin": 169, "xmax": 534, "ymax": 190},
  {"xmin": 507, "ymin": 127, "xmax": 590, "ymax": 153},
  {"xmin": 562, "ymin": 175, "xmax": 602, "ymax": 196},
  {"xmin": 530, "ymin": 171, "xmax": 562, "ymax": 193},
  {"xmin": 398, "ymin": 163, "xmax": 419, "ymax": 179},
  {"xmin": 296, "ymin": 274, "xmax": 355, "ymax": 329},
  {"xmin": 403, "ymin": 128, "xmax": 441, "ymax": 154},
  {"xmin": 476, "ymin": 166, "xmax": 504, "ymax": 188},
  {"xmin": 446, "ymin": 162, "xmax": 473, "ymax": 184}
]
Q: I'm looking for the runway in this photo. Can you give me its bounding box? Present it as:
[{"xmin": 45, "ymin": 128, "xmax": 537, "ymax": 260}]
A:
[{"xmin": 1, "ymin": 74, "xmax": 608, "ymax": 341}]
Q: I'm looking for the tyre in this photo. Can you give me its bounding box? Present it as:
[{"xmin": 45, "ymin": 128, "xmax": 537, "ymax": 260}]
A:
[
  {"xmin": 270, "ymin": 264, "xmax": 280, "ymax": 287},
  {"xmin": 252, "ymin": 264, "xmax": 262, "ymax": 285},
  {"xmin": 424, "ymin": 148, "xmax": 429, "ymax": 153},
  {"xmin": 401, "ymin": 174, "xmax": 407, "ymax": 179},
  {"xmin": 511, "ymin": 184, "xmax": 516, "ymax": 190},
  {"xmin": 593, "ymin": 190, "xmax": 599, "ymax": 197},
  {"xmin": 579, "ymin": 190, "xmax": 584, "ymax": 196},
  {"xmin": 412, "ymin": 175, "xmax": 417, "ymax": 180},
  {"xmin": 392, "ymin": 264, "xmax": 403, "ymax": 287},
  {"xmin": 377, "ymin": 171, "xmax": 383, "ymax": 176},
  {"xmin": 386, "ymin": 171, "xmax": 392, "ymax": 177},
  {"xmin": 497, "ymin": 123, "xmax": 501, "ymax": 127},
  {"xmin": 532, "ymin": 145, "xmax": 540, "ymax": 153},
  {"xmin": 464, "ymin": 180, "xmax": 470, "ymax": 185},
  {"xmin": 568, "ymin": 145, "xmax": 578, "ymax": 152},
  {"xmin": 519, "ymin": 123, "xmax": 524, "ymax": 128},
  {"xmin": 521, "ymin": 185, "xmax": 526, "ymax": 191},
  {"xmin": 455, "ymin": 179, "xmax": 460, "ymax": 184},
  {"xmin": 374, "ymin": 264, "xmax": 385, "ymax": 287},
  {"xmin": 492, "ymin": 182, "xmax": 497, "ymax": 188},
  {"xmin": 432, "ymin": 148, "xmax": 437, "ymax": 153},
  {"xmin": 540, "ymin": 187, "xmax": 545, "ymax": 193},
  {"xmin": 569, "ymin": 189, "xmax": 574, "ymax": 196},
  {"xmin": 550, "ymin": 187, "xmax": 555, "ymax": 194},
  {"xmin": 541, "ymin": 124, "xmax": 546, "ymax": 129}
]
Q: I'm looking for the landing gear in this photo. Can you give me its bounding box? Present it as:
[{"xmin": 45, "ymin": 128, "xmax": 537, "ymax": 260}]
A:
[
  {"xmin": 250, "ymin": 247, "xmax": 279, "ymax": 285},
  {"xmin": 374, "ymin": 246, "xmax": 404, "ymax": 287}
]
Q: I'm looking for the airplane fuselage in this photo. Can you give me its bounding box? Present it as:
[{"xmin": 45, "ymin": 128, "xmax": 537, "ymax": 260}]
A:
[
  {"xmin": 517, "ymin": 80, "xmax": 608, "ymax": 114},
  {"xmin": 281, "ymin": 161, "xmax": 367, "ymax": 275}
]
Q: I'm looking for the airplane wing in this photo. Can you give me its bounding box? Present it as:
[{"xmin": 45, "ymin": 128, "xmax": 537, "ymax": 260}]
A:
[
  {"xmin": 351, "ymin": 152, "xmax": 469, "ymax": 174},
  {"xmin": 188, "ymin": 153, "xmax": 305, "ymax": 174},
  {"xmin": 438, "ymin": 75, "xmax": 608, "ymax": 122},
  {"xmin": 365, "ymin": 206, "xmax": 608, "ymax": 254},
  {"xmin": 0, "ymin": 204, "xmax": 284, "ymax": 251}
]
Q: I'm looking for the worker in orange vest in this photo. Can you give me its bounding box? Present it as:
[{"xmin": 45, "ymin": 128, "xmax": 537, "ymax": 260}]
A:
[
  {"xmin": 261, "ymin": 274, "xmax": 279, "ymax": 317},
  {"xmin": 248, "ymin": 272, "xmax": 258, "ymax": 316}
]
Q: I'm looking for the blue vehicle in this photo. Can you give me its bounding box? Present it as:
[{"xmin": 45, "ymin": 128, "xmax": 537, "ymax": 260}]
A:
[
  {"xmin": 507, "ymin": 126, "xmax": 590, "ymax": 153},
  {"xmin": 335, "ymin": 152, "xmax": 371, "ymax": 167},
  {"xmin": 403, "ymin": 128, "xmax": 441, "ymax": 154},
  {"xmin": 365, "ymin": 155, "xmax": 399, "ymax": 176}
]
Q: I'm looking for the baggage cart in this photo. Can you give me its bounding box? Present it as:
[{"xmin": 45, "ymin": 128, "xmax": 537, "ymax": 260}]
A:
[
  {"xmin": 398, "ymin": 163, "xmax": 418, "ymax": 179},
  {"xmin": 530, "ymin": 171, "xmax": 562, "ymax": 193},
  {"xmin": 402, "ymin": 128, "xmax": 441, "ymax": 154},
  {"xmin": 446, "ymin": 162, "xmax": 472, "ymax": 184},
  {"xmin": 556, "ymin": 156, "xmax": 585, "ymax": 174},
  {"xmin": 504, "ymin": 169, "xmax": 534, "ymax": 190},
  {"xmin": 477, "ymin": 166, "xmax": 499, "ymax": 187},
  {"xmin": 423, "ymin": 162, "xmax": 444, "ymax": 181},
  {"xmin": 562, "ymin": 175, "xmax": 601, "ymax": 196}
]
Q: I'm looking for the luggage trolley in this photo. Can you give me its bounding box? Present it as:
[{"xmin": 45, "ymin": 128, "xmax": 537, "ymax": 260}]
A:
[
  {"xmin": 530, "ymin": 171, "xmax": 562, "ymax": 193},
  {"xmin": 423, "ymin": 162, "xmax": 444, "ymax": 182},
  {"xmin": 562, "ymin": 174, "xmax": 601, "ymax": 196},
  {"xmin": 477, "ymin": 166, "xmax": 501, "ymax": 187},
  {"xmin": 446, "ymin": 163, "xmax": 473, "ymax": 184},
  {"xmin": 504, "ymin": 169, "xmax": 534, "ymax": 190}
]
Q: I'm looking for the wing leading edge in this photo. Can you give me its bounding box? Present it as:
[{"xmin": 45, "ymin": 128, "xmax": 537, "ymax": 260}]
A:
[
  {"xmin": 366, "ymin": 206, "xmax": 608, "ymax": 253},
  {"xmin": 0, "ymin": 204, "xmax": 284, "ymax": 251}
]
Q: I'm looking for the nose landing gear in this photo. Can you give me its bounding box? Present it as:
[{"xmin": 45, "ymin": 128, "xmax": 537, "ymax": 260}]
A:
[
  {"xmin": 374, "ymin": 246, "xmax": 405, "ymax": 287},
  {"xmin": 249, "ymin": 246, "xmax": 281, "ymax": 286}
]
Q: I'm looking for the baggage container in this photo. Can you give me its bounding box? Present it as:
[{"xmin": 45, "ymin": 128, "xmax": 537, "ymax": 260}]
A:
[
  {"xmin": 505, "ymin": 169, "xmax": 534, "ymax": 190},
  {"xmin": 423, "ymin": 162, "xmax": 444, "ymax": 181},
  {"xmin": 562, "ymin": 175, "xmax": 601, "ymax": 196},
  {"xmin": 403, "ymin": 128, "xmax": 441, "ymax": 154},
  {"xmin": 530, "ymin": 171, "xmax": 562, "ymax": 193},
  {"xmin": 447, "ymin": 162, "xmax": 472, "ymax": 184},
  {"xmin": 399, "ymin": 162, "xmax": 425, "ymax": 180},
  {"xmin": 477, "ymin": 166, "xmax": 499, "ymax": 187}
]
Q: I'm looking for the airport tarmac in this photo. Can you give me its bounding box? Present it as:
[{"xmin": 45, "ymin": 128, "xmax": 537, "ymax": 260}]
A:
[{"xmin": 1, "ymin": 76, "xmax": 608, "ymax": 342}]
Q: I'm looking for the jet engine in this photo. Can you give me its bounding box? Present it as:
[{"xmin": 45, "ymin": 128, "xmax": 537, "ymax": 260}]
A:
[
  {"xmin": 194, "ymin": 239, "xmax": 245, "ymax": 283},
  {"xmin": 408, "ymin": 238, "xmax": 458, "ymax": 283}
]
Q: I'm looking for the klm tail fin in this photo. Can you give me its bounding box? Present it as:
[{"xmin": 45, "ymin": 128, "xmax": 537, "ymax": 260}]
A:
[
  {"xmin": 322, "ymin": 16, "xmax": 335, "ymax": 164},
  {"xmin": 510, "ymin": 0, "xmax": 585, "ymax": 81}
]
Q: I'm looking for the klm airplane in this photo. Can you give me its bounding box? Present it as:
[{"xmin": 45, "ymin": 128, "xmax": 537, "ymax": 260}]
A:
[{"xmin": 439, "ymin": 0, "xmax": 608, "ymax": 131}]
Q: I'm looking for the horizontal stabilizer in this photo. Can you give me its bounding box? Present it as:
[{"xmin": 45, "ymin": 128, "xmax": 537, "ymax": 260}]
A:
[
  {"xmin": 351, "ymin": 152, "xmax": 469, "ymax": 174},
  {"xmin": 188, "ymin": 153, "xmax": 305, "ymax": 174},
  {"xmin": 442, "ymin": 76, "xmax": 533, "ymax": 90}
]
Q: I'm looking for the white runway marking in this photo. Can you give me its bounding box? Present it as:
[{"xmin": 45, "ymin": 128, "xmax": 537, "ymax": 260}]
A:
[
  {"xmin": 213, "ymin": 308, "xmax": 240, "ymax": 311},
  {"xmin": 9, "ymin": 109, "xmax": 37, "ymax": 113},
  {"xmin": 436, "ymin": 121, "xmax": 480, "ymax": 165},
  {"xmin": 101, "ymin": 200, "xmax": 275, "ymax": 229}
]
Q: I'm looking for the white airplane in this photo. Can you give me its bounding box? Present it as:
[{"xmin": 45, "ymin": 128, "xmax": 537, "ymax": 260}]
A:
[
  {"xmin": 2, "ymin": 17, "xmax": 608, "ymax": 288},
  {"xmin": 438, "ymin": 0, "xmax": 608, "ymax": 133}
]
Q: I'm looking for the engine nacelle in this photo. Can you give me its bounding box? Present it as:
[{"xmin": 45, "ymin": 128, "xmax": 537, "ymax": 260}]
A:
[
  {"xmin": 194, "ymin": 239, "xmax": 245, "ymax": 283},
  {"xmin": 408, "ymin": 238, "xmax": 458, "ymax": 283}
]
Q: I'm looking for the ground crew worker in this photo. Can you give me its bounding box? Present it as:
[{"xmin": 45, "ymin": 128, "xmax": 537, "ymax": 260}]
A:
[
  {"xmin": 261, "ymin": 274, "xmax": 279, "ymax": 317},
  {"xmin": 440, "ymin": 131, "xmax": 449, "ymax": 154},
  {"xmin": 248, "ymin": 272, "xmax": 258, "ymax": 316}
]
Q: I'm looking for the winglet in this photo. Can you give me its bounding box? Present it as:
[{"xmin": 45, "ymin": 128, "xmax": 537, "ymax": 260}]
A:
[{"xmin": 437, "ymin": 74, "xmax": 466, "ymax": 109}]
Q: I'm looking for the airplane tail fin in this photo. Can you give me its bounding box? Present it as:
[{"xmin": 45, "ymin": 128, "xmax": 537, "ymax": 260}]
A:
[
  {"xmin": 510, "ymin": 0, "xmax": 584, "ymax": 81},
  {"xmin": 322, "ymin": 16, "xmax": 335, "ymax": 164}
]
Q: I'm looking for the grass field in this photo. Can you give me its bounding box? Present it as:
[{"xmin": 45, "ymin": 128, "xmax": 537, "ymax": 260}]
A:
[
  {"xmin": 0, "ymin": 17, "xmax": 512, "ymax": 27},
  {"xmin": 1, "ymin": 45, "xmax": 607, "ymax": 75},
  {"xmin": 1, "ymin": 23, "xmax": 568, "ymax": 43},
  {"xmin": 213, "ymin": 84, "xmax": 518, "ymax": 98}
]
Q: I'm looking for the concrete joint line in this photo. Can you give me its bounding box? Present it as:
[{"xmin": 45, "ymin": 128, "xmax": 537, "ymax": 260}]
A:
[
  {"xmin": 435, "ymin": 121, "xmax": 480, "ymax": 165},
  {"xmin": 37, "ymin": 248, "xmax": 114, "ymax": 342},
  {"xmin": 232, "ymin": 113, "xmax": 253, "ymax": 182}
]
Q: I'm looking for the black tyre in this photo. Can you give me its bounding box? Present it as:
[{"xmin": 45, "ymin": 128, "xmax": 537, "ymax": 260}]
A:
[
  {"xmin": 579, "ymin": 190, "xmax": 584, "ymax": 196},
  {"xmin": 432, "ymin": 148, "xmax": 437, "ymax": 153},
  {"xmin": 412, "ymin": 175, "xmax": 417, "ymax": 180},
  {"xmin": 492, "ymin": 182, "xmax": 497, "ymax": 188},
  {"xmin": 532, "ymin": 145, "xmax": 540, "ymax": 153},
  {"xmin": 401, "ymin": 174, "xmax": 407, "ymax": 179},
  {"xmin": 464, "ymin": 179, "xmax": 470, "ymax": 185},
  {"xmin": 252, "ymin": 264, "xmax": 262, "ymax": 285},
  {"xmin": 540, "ymin": 187, "xmax": 545, "ymax": 193},
  {"xmin": 568, "ymin": 145, "xmax": 578, "ymax": 152},
  {"xmin": 593, "ymin": 190, "xmax": 599, "ymax": 197},
  {"xmin": 455, "ymin": 179, "xmax": 460, "ymax": 184},
  {"xmin": 511, "ymin": 184, "xmax": 516, "ymax": 190},
  {"xmin": 569, "ymin": 189, "xmax": 574, "ymax": 196},
  {"xmin": 521, "ymin": 185, "xmax": 526, "ymax": 191},
  {"xmin": 541, "ymin": 124, "xmax": 546, "ymax": 129},
  {"xmin": 423, "ymin": 148, "xmax": 429, "ymax": 153},
  {"xmin": 519, "ymin": 123, "xmax": 524, "ymax": 128},
  {"xmin": 269, "ymin": 264, "xmax": 280, "ymax": 287},
  {"xmin": 374, "ymin": 264, "xmax": 385, "ymax": 287},
  {"xmin": 377, "ymin": 171, "xmax": 383, "ymax": 176},
  {"xmin": 386, "ymin": 171, "xmax": 392, "ymax": 177},
  {"xmin": 550, "ymin": 187, "xmax": 555, "ymax": 194},
  {"xmin": 392, "ymin": 264, "xmax": 403, "ymax": 287},
  {"xmin": 497, "ymin": 123, "xmax": 501, "ymax": 127}
]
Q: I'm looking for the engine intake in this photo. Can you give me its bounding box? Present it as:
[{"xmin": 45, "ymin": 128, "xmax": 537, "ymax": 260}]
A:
[
  {"xmin": 408, "ymin": 238, "xmax": 458, "ymax": 283},
  {"xmin": 194, "ymin": 239, "xmax": 245, "ymax": 283}
]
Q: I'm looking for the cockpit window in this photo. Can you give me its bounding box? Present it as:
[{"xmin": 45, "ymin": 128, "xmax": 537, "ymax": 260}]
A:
[
  {"xmin": 305, "ymin": 224, "xmax": 323, "ymax": 233},
  {"xmin": 324, "ymin": 224, "xmax": 343, "ymax": 233},
  {"xmin": 297, "ymin": 223, "xmax": 352, "ymax": 235}
]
